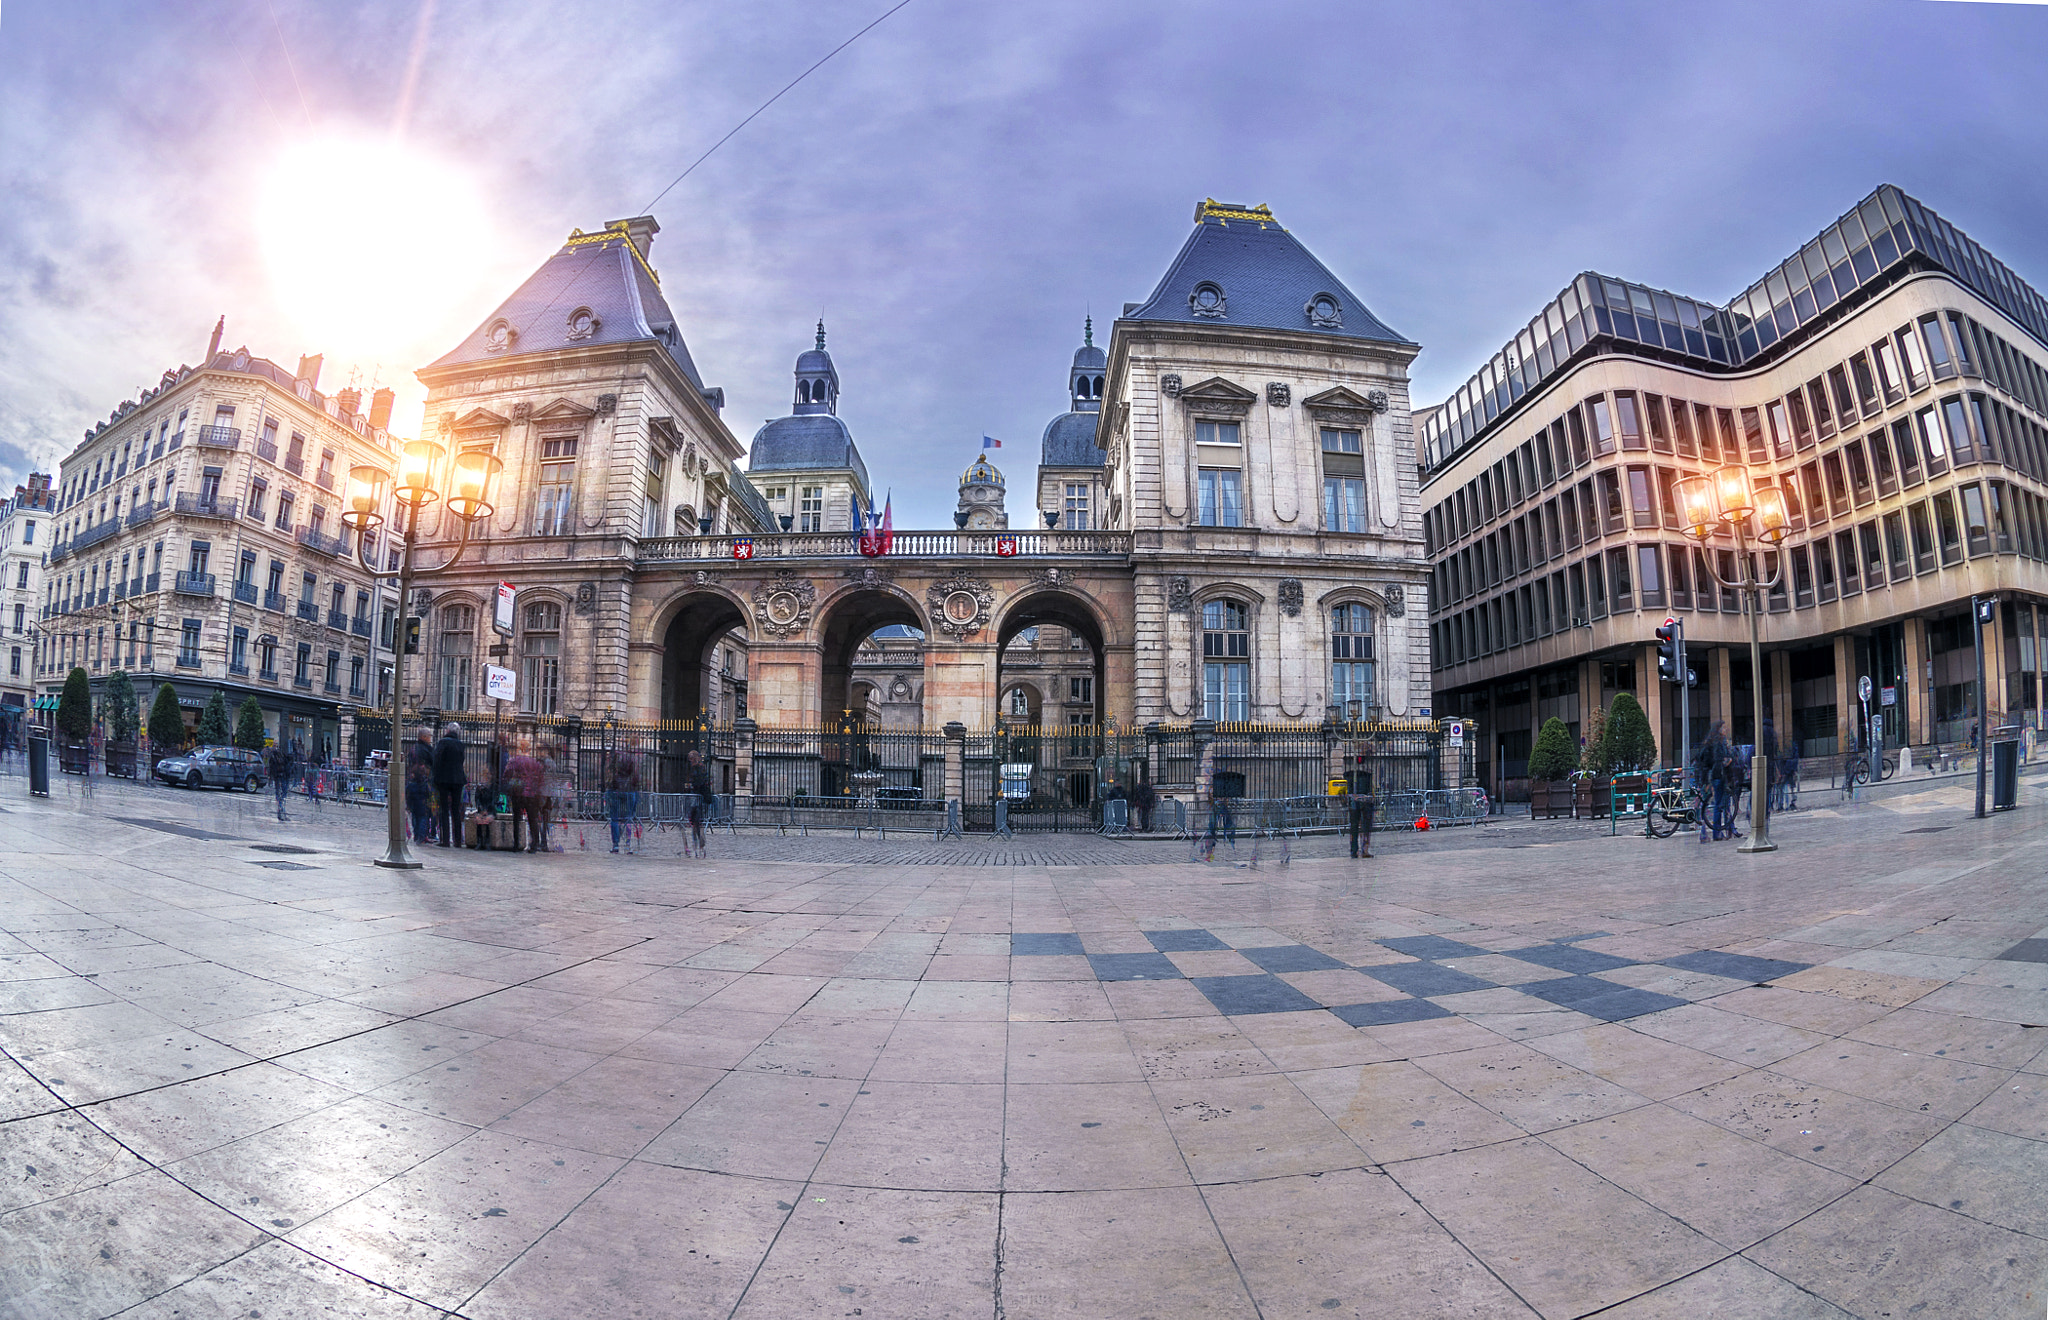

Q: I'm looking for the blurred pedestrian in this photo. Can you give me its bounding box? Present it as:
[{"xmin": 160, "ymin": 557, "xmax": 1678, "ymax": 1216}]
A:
[
  {"xmin": 606, "ymin": 752, "xmax": 640, "ymax": 853},
  {"xmin": 1132, "ymin": 779, "xmax": 1157, "ymax": 833},
  {"xmin": 432, "ymin": 723, "xmax": 467, "ymax": 847},
  {"xmin": 505, "ymin": 738, "xmax": 545, "ymax": 853},
  {"xmin": 684, "ymin": 750, "xmax": 714, "ymax": 856},
  {"xmin": 267, "ymin": 741, "xmax": 294, "ymax": 822}
]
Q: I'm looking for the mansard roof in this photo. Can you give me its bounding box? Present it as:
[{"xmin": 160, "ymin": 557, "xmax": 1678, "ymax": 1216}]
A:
[
  {"xmin": 430, "ymin": 220, "xmax": 706, "ymax": 388},
  {"xmin": 1123, "ymin": 200, "xmax": 1413, "ymax": 347}
]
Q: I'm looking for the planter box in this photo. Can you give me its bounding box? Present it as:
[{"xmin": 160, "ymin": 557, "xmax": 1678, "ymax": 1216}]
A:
[
  {"xmin": 57, "ymin": 741, "xmax": 92, "ymax": 774},
  {"xmin": 1573, "ymin": 777, "xmax": 1614, "ymax": 818},
  {"xmin": 105, "ymin": 742, "xmax": 138, "ymax": 778},
  {"xmin": 1529, "ymin": 780, "xmax": 1573, "ymax": 820}
]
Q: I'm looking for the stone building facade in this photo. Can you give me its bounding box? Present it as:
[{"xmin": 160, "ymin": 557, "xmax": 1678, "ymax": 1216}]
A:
[
  {"xmin": 40, "ymin": 335, "xmax": 403, "ymax": 755},
  {"xmin": 1, "ymin": 473, "xmax": 52, "ymax": 714}
]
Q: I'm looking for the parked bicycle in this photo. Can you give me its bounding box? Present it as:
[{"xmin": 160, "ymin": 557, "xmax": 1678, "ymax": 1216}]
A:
[
  {"xmin": 1847, "ymin": 752, "xmax": 1897, "ymax": 786},
  {"xmin": 1644, "ymin": 767, "xmax": 1701, "ymax": 839}
]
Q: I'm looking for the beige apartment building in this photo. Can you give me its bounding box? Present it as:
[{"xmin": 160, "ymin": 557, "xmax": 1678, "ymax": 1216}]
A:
[
  {"xmin": 1423, "ymin": 185, "xmax": 2048, "ymax": 796},
  {"xmin": 1, "ymin": 473, "xmax": 52, "ymax": 716},
  {"xmin": 41, "ymin": 331, "xmax": 402, "ymax": 755}
]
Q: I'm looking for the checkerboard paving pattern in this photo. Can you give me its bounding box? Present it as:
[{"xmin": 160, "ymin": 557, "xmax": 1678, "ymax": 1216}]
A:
[{"xmin": 1010, "ymin": 928, "xmax": 1816, "ymax": 1028}]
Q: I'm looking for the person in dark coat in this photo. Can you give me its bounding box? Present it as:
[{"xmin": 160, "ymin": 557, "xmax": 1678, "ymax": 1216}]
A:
[
  {"xmin": 404, "ymin": 728, "xmax": 436, "ymax": 845},
  {"xmin": 1349, "ymin": 772, "xmax": 1376, "ymax": 859},
  {"xmin": 266, "ymin": 741, "xmax": 295, "ymax": 822},
  {"xmin": 1131, "ymin": 779, "xmax": 1157, "ymax": 833},
  {"xmin": 431, "ymin": 723, "xmax": 468, "ymax": 847},
  {"xmin": 684, "ymin": 750, "xmax": 714, "ymax": 856}
]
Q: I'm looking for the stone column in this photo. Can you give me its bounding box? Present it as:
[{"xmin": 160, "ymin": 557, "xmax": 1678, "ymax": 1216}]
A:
[
  {"xmin": 1771, "ymin": 650, "xmax": 1793, "ymax": 752},
  {"xmin": 1191, "ymin": 717, "xmax": 1216, "ymax": 810},
  {"xmin": 1834, "ymin": 634, "xmax": 1858, "ymax": 754},
  {"xmin": 943, "ymin": 720, "xmax": 965, "ymax": 807},
  {"xmin": 1639, "ymin": 643, "xmax": 1667, "ymax": 767},
  {"xmin": 1903, "ymin": 616, "xmax": 1930, "ymax": 746},
  {"xmin": 1711, "ymin": 647, "xmax": 1733, "ymax": 732}
]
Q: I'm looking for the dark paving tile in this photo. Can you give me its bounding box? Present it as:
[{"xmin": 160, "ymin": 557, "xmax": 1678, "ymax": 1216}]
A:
[
  {"xmin": 1144, "ymin": 929, "xmax": 1230, "ymax": 953},
  {"xmin": 1087, "ymin": 953, "xmax": 1185, "ymax": 982},
  {"xmin": 1240, "ymin": 944, "xmax": 1348, "ymax": 974},
  {"xmin": 1012, "ymin": 933, "xmax": 1085, "ymax": 957},
  {"xmin": 1364, "ymin": 962, "xmax": 1495, "ymax": 998},
  {"xmin": 1661, "ymin": 950, "xmax": 1811, "ymax": 984},
  {"xmin": 1517, "ymin": 975, "xmax": 1632, "ymax": 1007},
  {"xmin": 1564, "ymin": 986, "xmax": 1692, "ymax": 1022},
  {"xmin": 1997, "ymin": 939, "xmax": 2048, "ymax": 964},
  {"xmin": 1329, "ymin": 999, "xmax": 1454, "ymax": 1028},
  {"xmin": 1505, "ymin": 945, "xmax": 1638, "ymax": 975},
  {"xmin": 1379, "ymin": 935, "xmax": 1487, "ymax": 961},
  {"xmin": 1189, "ymin": 975, "xmax": 1324, "ymax": 1016}
]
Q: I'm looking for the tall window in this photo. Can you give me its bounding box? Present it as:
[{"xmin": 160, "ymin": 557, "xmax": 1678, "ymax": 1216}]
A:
[
  {"xmin": 179, "ymin": 620, "xmax": 201, "ymax": 666},
  {"xmin": 644, "ymin": 457, "xmax": 664, "ymax": 537},
  {"xmin": 439, "ymin": 604, "xmax": 474, "ymax": 711},
  {"xmin": 1198, "ymin": 469, "xmax": 1243, "ymax": 527},
  {"xmin": 276, "ymin": 490, "xmax": 295, "ymax": 531},
  {"xmin": 1321, "ymin": 428, "xmax": 1366, "ymax": 532},
  {"xmin": 520, "ymin": 600, "xmax": 562, "ymax": 715},
  {"xmin": 799, "ymin": 486, "xmax": 824, "ymax": 532},
  {"xmin": 537, "ymin": 436, "xmax": 577, "ymax": 536},
  {"xmin": 1063, "ymin": 482, "xmax": 1091, "ymax": 530},
  {"xmin": 1201, "ymin": 599, "xmax": 1250, "ymax": 721},
  {"xmin": 1331, "ymin": 604, "xmax": 1375, "ymax": 715},
  {"xmin": 1008, "ymin": 686, "xmax": 1029, "ymax": 717},
  {"xmin": 1195, "ymin": 421, "xmax": 1240, "ymax": 446}
]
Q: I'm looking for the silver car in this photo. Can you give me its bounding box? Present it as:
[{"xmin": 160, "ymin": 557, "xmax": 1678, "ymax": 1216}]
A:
[{"xmin": 154, "ymin": 746, "xmax": 267, "ymax": 793}]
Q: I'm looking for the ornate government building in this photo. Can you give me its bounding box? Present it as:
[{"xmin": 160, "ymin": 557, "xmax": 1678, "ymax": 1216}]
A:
[{"xmin": 394, "ymin": 199, "xmax": 1431, "ymax": 733}]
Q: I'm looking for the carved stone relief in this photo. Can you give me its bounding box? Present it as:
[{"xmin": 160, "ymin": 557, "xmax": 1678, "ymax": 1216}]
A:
[
  {"xmin": 926, "ymin": 576, "xmax": 995, "ymax": 639},
  {"xmin": 595, "ymin": 393, "xmax": 618, "ymax": 416},
  {"xmin": 574, "ymin": 582, "xmax": 597, "ymax": 616},
  {"xmin": 1266, "ymin": 382, "xmax": 1291, "ymax": 407},
  {"xmin": 1383, "ymin": 583, "xmax": 1405, "ymax": 618},
  {"xmin": 842, "ymin": 565, "xmax": 894, "ymax": 591},
  {"xmin": 1166, "ymin": 576, "xmax": 1193, "ymax": 612},
  {"xmin": 1160, "ymin": 373, "xmax": 1182, "ymax": 399},
  {"xmin": 1366, "ymin": 389, "xmax": 1390, "ymax": 413},
  {"xmin": 752, "ymin": 569, "xmax": 817, "ymax": 637},
  {"xmin": 1277, "ymin": 579, "xmax": 1303, "ymax": 616}
]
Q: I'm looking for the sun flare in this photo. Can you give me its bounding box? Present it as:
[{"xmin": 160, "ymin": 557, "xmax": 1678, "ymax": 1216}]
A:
[{"xmin": 257, "ymin": 133, "xmax": 494, "ymax": 364}]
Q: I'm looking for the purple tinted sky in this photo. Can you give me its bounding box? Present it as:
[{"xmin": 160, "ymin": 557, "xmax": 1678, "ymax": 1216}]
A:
[{"xmin": 3, "ymin": 0, "xmax": 2046, "ymax": 525}]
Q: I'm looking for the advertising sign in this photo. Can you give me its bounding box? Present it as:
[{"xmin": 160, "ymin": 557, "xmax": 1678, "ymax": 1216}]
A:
[
  {"xmin": 484, "ymin": 665, "xmax": 517, "ymax": 702},
  {"xmin": 494, "ymin": 582, "xmax": 516, "ymax": 636}
]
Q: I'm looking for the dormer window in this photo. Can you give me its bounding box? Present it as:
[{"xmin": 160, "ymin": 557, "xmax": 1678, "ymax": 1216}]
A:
[
  {"xmin": 1189, "ymin": 282, "xmax": 1227, "ymax": 318},
  {"xmin": 565, "ymin": 307, "xmax": 599, "ymax": 341},
  {"xmin": 484, "ymin": 319, "xmax": 517, "ymax": 353},
  {"xmin": 1306, "ymin": 292, "xmax": 1343, "ymax": 329}
]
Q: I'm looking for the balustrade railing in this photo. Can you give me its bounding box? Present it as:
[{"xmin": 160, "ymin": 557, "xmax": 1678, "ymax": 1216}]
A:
[{"xmin": 635, "ymin": 529, "xmax": 1133, "ymax": 562}]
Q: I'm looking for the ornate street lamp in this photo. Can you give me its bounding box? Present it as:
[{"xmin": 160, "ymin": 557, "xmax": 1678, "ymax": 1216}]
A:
[
  {"xmin": 1675, "ymin": 463, "xmax": 1789, "ymax": 853},
  {"xmin": 342, "ymin": 441, "xmax": 502, "ymax": 869}
]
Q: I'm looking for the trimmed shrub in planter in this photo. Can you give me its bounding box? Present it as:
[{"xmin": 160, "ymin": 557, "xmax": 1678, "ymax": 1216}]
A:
[{"xmin": 1526, "ymin": 717, "xmax": 1578, "ymax": 819}]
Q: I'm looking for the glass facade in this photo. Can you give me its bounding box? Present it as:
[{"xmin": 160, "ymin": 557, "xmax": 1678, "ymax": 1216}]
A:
[{"xmin": 1421, "ymin": 186, "xmax": 2048, "ymax": 472}]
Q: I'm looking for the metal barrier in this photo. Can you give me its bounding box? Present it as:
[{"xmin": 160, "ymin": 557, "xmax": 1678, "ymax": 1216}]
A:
[{"xmin": 1101, "ymin": 799, "xmax": 1130, "ymax": 836}]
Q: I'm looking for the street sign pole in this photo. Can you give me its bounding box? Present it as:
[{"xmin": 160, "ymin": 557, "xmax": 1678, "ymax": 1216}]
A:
[{"xmin": 1974, "ymin": 596, "xmax": 1992, "ymax": 819}]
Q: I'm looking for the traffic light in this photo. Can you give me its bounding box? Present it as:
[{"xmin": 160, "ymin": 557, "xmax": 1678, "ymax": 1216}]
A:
[
  {"xmin": 402, "ymin": 616, "xmax": 421, "ymax": 654},
  {"xmin": 1655, "ymin": 620, "xmax": 1680, "ymax": 682}
]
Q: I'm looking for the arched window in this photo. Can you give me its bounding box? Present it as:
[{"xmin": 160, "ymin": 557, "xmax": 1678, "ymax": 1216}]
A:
[
  {"xmin": 1201, "ymin": 599, "xmax": 1250, "ymax": 721},
  {"xmin": 1330, "ymin": 604, "xmax": 1375, "ymax": 718},
  {"xmin": 520, "ymin": 601, "xmax": 562, "ymax": 715},
  {"xmin": 1008, "ymin": 686, "xmax": 1030, "ymax": 717},
  {"xmin": 439, "ymin": 604, "xmax": 475, "ymax": 712},
  {"xmin": 1092, "ymin": 375, "xmax": 1104, "ymax": 398}
]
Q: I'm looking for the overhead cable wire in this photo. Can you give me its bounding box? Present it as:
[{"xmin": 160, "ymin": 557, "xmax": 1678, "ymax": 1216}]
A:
[{"xmin": 640, "ymin": 0, "xmax": 916, "ymax": 213}]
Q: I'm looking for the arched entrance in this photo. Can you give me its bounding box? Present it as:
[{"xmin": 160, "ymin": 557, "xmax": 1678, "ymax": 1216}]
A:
[
  {"xmin": 818, "ymin": 589, "xmax": 927, "ymax": 725},
  {"xmin": 995, "ymin": 591, "xmax": 1110, "ymax": 807},
  {"xmin": 660, "ymin": 591, "xmax": 749, "ymax": 722}
]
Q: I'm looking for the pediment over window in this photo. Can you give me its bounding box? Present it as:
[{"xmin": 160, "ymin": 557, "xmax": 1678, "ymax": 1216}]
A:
[
  {"xmin": 533, "ymin": 398, "xmax": 596, "ymax": 422},
  {"xmin": 451, "ymin": 407, "xmax": 511, "ymax": 430},
  {"xmin": 1301, "ymin": 385, "xmax": 1384, "ymax": 425},
  {"xmin": 1175, "ymin": 376, "xmax": 1258, "ymax": 415},
  {"xmin": 647, "ymin": 415, "xmax": 682, "ymax": 448}
]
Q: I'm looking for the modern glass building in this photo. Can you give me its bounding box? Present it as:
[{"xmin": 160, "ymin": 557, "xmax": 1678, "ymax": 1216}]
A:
[{"xmin": 1422, "ymin": 185, "xmax": 2048, "ymax": 795}]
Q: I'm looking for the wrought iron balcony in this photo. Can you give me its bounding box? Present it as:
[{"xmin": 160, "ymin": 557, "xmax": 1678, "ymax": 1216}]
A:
[
  {"xmin": 174, "ymin": 571, "xmax": 216, "ymax": 597},
  {"xmin": 194, "ymin": 425, "xmax": 240, "ymax": 451},
  {"xmin": 234, "ymin": 581, "xmax": 259, "ymax": 605},
  {"xmin": 284, "ymin": 454, "xmax": 304, "ymax": 476},
  {"xmin": 327, "ymin": 608, "xmax": 350, "ymax": 630},
  {"xmin": 351, "ymin": 616, "xmax": 372, "ymax": 637},
  {"xmin": 74, "ymin": 518, "xmax": 120, "ymax": 550},
  {"xmin": 125, "ymin": 500, "xmax": 167, "ymax": 528},
  {"xmin": 314, "ymin": 469, "xmax": 334, "ymax": 491},
  {"xmin": 96, "ymin": 588, "xmax": 108, "ymax": 606},
  {"xmin": 114, "ymin": 582, "xmax": 127, "ymax": 601},
  {"xmin": 228, "ymin": 660, "xmax": 249, "ymax": 677},
  {"xmin": 47, "ymin": 544, "xmax": 68, "ymax": 565},
  {"xmin": 145, "ymin": 572, "xmax": 160, "ymax": 593},
  {"xmin": 292, "ymin": 673, "xmax": 313, "ymax": 689},
  {"xmin": 173, "ymin": 493, "xmax": 238, "ymax": 522},
  {"xmin": 295, "ymin": 600, "xmax": 320, "ymax": 622},
  {"xmin": 259, "ymin": 669, "xmax": 279, "ymax": 684},
  {"xmin": 296, "ymin": 526, "xmax": 349, "ymax": 557},
  {"xmin": 322, "ymin": 680, "xmax": 342, "ymax": 695},
  {"xmin": 262, "ymin": 589, "xmax": 286, "ymax": 612},
  {"xmin": 256, "ymin": 439, "xmax": 278, "ymax": 462}
]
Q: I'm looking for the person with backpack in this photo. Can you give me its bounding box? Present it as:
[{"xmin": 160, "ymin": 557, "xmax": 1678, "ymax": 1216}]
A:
[
  {"xmin": 431, "ymin": 723, "xmax": 468, "ymax": 848},
  {"xmin": 1694, "ymin": 721, "xmax": 1734, "ymax": 842},
  {"xmin": 684, "ymin": 750, "xmax": 714, "ymax": 857}
]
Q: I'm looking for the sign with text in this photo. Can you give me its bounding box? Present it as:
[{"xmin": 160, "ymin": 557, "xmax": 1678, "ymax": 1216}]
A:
[
  {"xmin": 493, "ymin": 581, "xmax": 516, "ymax": 636},
  {"xmin": 484, "ymin": 665, "xmax": 516, "ymax": 702}
]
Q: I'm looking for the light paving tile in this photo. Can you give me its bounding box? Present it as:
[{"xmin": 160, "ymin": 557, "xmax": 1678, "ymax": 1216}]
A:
[{"xmin": 998, "ymin": 1187, "xmax": 1257, "ymax": 1320}]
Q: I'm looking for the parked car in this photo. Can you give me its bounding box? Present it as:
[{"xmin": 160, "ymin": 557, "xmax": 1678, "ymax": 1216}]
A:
[{"xmin": 154, "ymin": 746, "xmax": 267, "ymax": 792}]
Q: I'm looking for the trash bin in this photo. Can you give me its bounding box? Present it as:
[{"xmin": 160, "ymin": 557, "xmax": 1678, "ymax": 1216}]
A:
[
  {"xmin": 1993, "ymin": 739, "xmax": 2019, "ymax": 811},
  {"xmin": 27, "ymin": 735, "xmax": 49, "ymax": 797}
]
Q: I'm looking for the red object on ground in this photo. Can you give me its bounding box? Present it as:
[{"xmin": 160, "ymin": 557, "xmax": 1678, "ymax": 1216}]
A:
[{"xmin": 1415, "ymin": 816, "xmax": 1430, "ymax": 830}]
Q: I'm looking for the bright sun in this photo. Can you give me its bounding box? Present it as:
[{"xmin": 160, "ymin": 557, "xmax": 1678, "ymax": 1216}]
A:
[{"xmin": 257, "ymin": 134, "xmax": 494, "ymax": 363}]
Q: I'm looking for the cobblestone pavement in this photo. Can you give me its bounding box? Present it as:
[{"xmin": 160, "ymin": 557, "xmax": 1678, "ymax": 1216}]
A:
[{"xmin": 3, "ymin": 760, "xmax": 2048, "ymax": 1317}]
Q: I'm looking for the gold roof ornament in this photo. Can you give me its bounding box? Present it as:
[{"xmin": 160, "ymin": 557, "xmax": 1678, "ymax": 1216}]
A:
[{"xmin": 1194, "ymin": 199, "xmax": 1280, "ymax": 228}]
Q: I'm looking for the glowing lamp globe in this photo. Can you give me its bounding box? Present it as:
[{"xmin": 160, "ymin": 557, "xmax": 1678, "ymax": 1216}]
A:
[
  {"xmin": 395, "ymin": 440, "xmax": 444, "ymax": 507},
  {"xmin": 342, "ymin": 465, "xmax": 389, "ymax": 531},
  {"xmin": 447, "ymin": 450, "xmax": 503, "ymax": 522}
]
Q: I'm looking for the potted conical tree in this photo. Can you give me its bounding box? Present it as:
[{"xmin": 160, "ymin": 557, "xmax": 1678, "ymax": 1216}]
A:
[
  {"xmin": 195, "ymin": 691, "xmax": 232, "ymax": 748},
  {"xmin": 55, "ymin": 667, "xmax": 92, "ymax": 773},
  {"xmin": 147, "ymin": 682, "xmax": 187, "ymax": 766},
  {"xmin": 103, "ymin": 671, "xmax": 140, "ymax": 777},
  {"xmin": 1574, "ymin": 703, "xmax": 1608, "ymax": 818},
  {"xmin": 234, "ymin": 697, "xmax": 267, "ymax": 753},
  {"xmin": 1526, "ymin": 716, "xmax": 1578, "ymax": 819},
  {"xmin": 1604, "ymin": 692, "xmax": 1657, "ymax": 808}
]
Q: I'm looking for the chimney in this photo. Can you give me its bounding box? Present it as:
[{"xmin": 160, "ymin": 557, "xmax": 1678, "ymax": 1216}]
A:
[
  {"xmin": 606, "ymin": 214, "xmax": 660, "ymax": 263},
  {"xmin": 207, "ymin": 316, "xmax": 224, "ymax": 360},
  {"xmin": 336, "ymin": 388, "xmax": 361, "ymax": 418},
  {"xmin": 296, "ymin": 354, "xmax": 323, "ymax": 389},
  {"xmin": 368, "ymin": 388, "xmax": 395, "ymax": 430}
]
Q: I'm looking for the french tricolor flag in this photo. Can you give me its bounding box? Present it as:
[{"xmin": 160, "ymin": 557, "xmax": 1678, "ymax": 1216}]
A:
[{"xmin": 982, "ymin": 435, "xmax": 1002, "ymax": 450}]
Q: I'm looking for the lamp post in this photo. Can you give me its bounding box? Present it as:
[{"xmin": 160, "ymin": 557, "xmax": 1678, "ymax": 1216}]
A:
[
  {"xmin": 342, "ymin": 439, "xmax": 503, "ymax": 869},
  {"xmin": 1675, "ymin": 464, "xmax": 1789, "ymax": 853}
]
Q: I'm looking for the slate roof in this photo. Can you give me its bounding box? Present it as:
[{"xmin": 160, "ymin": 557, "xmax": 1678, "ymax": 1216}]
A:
[
  {"xmin": 430, "ymin": 226, "xmax": 706, "ymax": 388},
  {"xmin": 1123, "ymin": 201, "xmax": 1413, "ymax": 346},
  {"xmin": 1040, "ymin": 411, "xmax": 1103, "ymax": 466},
  {"xmin": 748, "ymin": 414, "xmax": 870, "ymax": 492}
]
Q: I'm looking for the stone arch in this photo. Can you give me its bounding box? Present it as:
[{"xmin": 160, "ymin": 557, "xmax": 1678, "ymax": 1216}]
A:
[
  {"xmin": 816, "ymin": 585, "xmax": 930, "ymax": 725},
  {"xmin": 654, "ymin": 588, "xmax": 751, "ymax": 721},
  {"xmin": 994, "ymin": 589, "xmax": 1113, "ymax": 726}
]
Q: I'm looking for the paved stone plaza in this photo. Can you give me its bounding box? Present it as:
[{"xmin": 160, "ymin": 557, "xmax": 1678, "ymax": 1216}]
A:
[{"xmin": 4, "ymin": 771, "xmax": 2048, "ymax": 1318}]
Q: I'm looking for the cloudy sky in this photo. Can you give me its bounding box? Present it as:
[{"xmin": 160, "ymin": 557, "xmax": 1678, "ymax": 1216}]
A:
[{"xmin": 3, "ymin": 0, "xmax": 2047, "ymax": 526}]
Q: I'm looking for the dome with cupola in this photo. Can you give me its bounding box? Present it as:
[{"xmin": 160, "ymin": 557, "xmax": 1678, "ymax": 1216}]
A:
[
  {"xmin": 1041, "ymin": 316, "xmax": 1106, "ymax": 467},
  {"xmin": 748, "ymin": 321, "xmax": 869, "ymax": 495},
  {"xmin": 956, "ymin": 453, "xmax": 1008, "ymax": 530}
]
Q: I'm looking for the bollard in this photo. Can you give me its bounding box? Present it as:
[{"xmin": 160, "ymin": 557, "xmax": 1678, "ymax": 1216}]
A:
[{"xmin": 27, "ymin": 736, "xmax": 50, "ymax": 797}]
